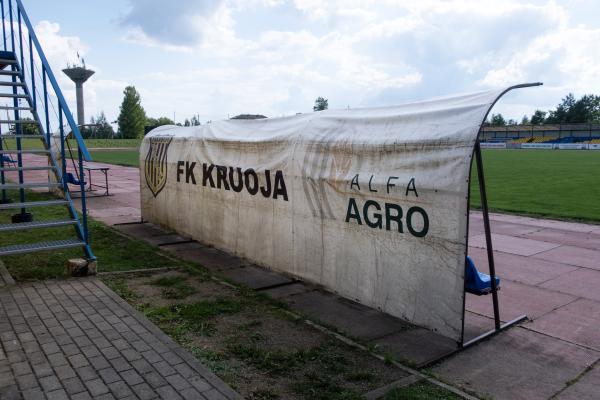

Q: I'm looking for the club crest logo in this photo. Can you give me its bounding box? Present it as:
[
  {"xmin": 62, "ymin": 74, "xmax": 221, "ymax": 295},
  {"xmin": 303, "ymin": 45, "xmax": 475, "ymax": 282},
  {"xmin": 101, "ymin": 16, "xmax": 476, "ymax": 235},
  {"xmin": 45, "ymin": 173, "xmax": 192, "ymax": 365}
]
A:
[{"xmin": 144, "ymin": 136, "xmax": 173, "ymax": 197}]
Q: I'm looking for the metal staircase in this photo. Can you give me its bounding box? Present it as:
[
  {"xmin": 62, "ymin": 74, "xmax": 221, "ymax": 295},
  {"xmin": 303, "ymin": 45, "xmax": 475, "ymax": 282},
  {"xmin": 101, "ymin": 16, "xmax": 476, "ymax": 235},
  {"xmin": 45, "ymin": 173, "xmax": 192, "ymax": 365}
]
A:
[{"xmin": 0, "ymin": 0, "xmax": 94, "ymax": 261}]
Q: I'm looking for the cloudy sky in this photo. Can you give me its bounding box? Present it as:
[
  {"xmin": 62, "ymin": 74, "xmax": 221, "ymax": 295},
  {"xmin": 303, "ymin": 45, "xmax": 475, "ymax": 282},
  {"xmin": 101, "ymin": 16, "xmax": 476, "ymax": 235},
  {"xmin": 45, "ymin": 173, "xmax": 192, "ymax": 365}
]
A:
[{"xmin": 23, "ymin": 0, "xmax": 600, "ymax": 125}]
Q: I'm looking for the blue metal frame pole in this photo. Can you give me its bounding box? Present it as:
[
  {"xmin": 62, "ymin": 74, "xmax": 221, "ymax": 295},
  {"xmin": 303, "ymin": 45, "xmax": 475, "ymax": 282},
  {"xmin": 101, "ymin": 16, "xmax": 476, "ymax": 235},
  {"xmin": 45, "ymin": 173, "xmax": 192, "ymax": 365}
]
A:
[
  {"xmin": 42, "ymin": 64, "xmax": 49, "ymax": 143},
  {"xmin": 1, "ymin": 0, "xmax": 6, "ymax": 51},
  {"xmin": 28, "ymin": 34, "xmax": 35, "ymax": 111},
  {"xmin": 58, "ymin": 105, "xmax": 67, "ymax": 193},
  {"xmin": 78, "ymin": 145, "xmax": 88, "ymax": 243},
  {"xmin": 8, "ymin": 0, "xmax": 13, "ymax": 52},
  {"xmin": 17, "ymin": 6, "xmax": 22, "ymax": 69},
  {"xmin": 0, "ymin": 122, "xmax": 6, "ymax": 204}
]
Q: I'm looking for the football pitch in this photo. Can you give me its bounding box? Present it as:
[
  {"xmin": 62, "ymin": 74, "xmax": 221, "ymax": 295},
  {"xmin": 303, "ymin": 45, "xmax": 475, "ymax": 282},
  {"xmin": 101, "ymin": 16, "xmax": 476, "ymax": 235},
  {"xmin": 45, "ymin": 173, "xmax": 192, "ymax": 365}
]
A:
[{"xmin": 471, "ymin": 149, "xmax": 600, "ymax": 222}]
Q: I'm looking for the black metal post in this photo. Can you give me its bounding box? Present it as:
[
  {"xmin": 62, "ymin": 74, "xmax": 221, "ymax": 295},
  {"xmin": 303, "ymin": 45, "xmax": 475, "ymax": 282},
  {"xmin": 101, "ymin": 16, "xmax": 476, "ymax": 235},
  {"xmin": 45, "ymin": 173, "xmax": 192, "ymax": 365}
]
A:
[{"xmin": 474, "ymin": 140, "xmax": 501, "ymax": 330}]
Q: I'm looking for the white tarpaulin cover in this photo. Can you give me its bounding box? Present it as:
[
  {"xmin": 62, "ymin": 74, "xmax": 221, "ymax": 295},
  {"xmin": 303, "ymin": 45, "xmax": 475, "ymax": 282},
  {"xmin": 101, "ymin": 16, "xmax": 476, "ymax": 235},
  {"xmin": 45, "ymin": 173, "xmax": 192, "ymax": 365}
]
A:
[{"xmin": 140, "ymin": 89, "xmax": 512, "ymax": 341}]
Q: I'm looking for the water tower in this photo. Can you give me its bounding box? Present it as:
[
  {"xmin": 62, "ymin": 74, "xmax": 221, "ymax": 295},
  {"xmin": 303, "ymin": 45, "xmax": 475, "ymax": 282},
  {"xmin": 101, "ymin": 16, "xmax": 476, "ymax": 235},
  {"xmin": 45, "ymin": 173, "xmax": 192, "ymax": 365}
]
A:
[{"xmin": 62, "ymin": 58, "xmax": 94, "ymax": 126}]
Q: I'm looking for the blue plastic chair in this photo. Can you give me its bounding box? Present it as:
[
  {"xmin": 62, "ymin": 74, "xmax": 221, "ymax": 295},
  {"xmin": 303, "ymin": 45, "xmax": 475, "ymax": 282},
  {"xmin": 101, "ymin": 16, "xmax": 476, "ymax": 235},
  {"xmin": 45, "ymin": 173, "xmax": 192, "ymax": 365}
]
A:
[
  {"xmin": 65, "ymin": 172, "xmax": 86, "ymax": 186},
  {"xmin": 465, "ymin": 256, "xmax": 500, "ymax": 296},
  {"xmin": 2, "ymin": 155, "xmax": 16, "ymax": 165}
]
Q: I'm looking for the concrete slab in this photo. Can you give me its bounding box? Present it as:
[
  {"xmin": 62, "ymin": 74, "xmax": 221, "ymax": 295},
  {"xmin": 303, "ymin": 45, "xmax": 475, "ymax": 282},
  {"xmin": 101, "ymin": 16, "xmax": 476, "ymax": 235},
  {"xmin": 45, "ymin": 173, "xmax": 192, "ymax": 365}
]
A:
[
  {"xmin": 533, "ymin": 245, "xmax": 600, "ymax": 270},
  {"xmin": 462, "ymin": 312, "xmax": 497, "ymax": 342},
  {"xmin": 466, "ymin": 280, "xmax": 576, "ymax": 321},
  {"xmin": 468, "ymin": 247, "xmax": 579, "ymax": 286},
  {"xmin": 555, "ymin": 363, "xmax": 600, "ymax": 400},
  {"xmin": 524, "ymin": 228, "xmax": 600, "ymax": 251},
  {"xmin": 485, "ymin": 212, "xmax": 598, "ymax": 234},
  {"xmin": 219, "ymin": 265, "xmax": 293, "ymax": 290},
  {"xmin": 159, "ymin": 242, "xmax": 243, "ymax": 271},
  {"xmin": 541, "ymin": 268, "xmax": 600, "ymax": 302},
  {"xmin": 286, "ymin": 290, "xmax": 411, "ymax": 341},
  {"xmin": 469, "ymin": 233, "xmax": 560, "ymax": 256},
  {"xmin": 433, "ymin": 327, "xmax": 600, "ymax": 400},
  {"xmin": 371, "ymin": 328, "xmax": 457, "ymax": 367},
  {"xmin": 527, "ymin": 298, "xmax": 600, "ymax": 350},
  {"xmin": 260, "ymin": 282, "xmax": 314, "ymax": 299}
]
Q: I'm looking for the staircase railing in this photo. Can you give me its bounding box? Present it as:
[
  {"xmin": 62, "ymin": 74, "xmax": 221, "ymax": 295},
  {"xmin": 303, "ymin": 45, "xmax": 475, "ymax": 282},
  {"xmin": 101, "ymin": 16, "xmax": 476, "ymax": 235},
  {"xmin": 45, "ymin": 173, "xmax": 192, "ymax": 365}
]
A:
[{"xmin": 0, "ymin": 0, "xmax": 94, "ymax": 258}]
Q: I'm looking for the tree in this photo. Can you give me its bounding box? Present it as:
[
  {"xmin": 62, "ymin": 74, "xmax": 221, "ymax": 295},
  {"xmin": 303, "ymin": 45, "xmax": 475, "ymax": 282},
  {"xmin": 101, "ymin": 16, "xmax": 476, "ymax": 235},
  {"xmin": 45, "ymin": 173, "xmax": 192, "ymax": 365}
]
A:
[
  {"xmin": 313, "ymin": 97, "xmax": 328, "ymax": 112},
  {"xmin": 117, "ymin": 86, "xmax": 146, "ymax": 139},
  {"xmin": 530, "ymin": 110, "xmax": 546, "ymax": 125},
  {"xmin": 184, "ymin": 119, "xmax": 191, "ymax": 127},
  {"xmin": 544, "ymin": 93, "xmax": 600, "ymax": 124},
  {"xmin": 83, "ymin": 111, "xmax": 115, "ymax": 139},
  {"xmin": 190, "ymin": 115, "xmax": 201, "ymax": 126},
  {"xmin": 521, "ymin": 115, "xmax": 530, "ymax": 125},
  {"xmin": 489, "ymin": 113, "xmax": 506, "ymax": 126},
  {"xmin": 507, "ymin": 119, "xmax": 517, "ymax": 126}
]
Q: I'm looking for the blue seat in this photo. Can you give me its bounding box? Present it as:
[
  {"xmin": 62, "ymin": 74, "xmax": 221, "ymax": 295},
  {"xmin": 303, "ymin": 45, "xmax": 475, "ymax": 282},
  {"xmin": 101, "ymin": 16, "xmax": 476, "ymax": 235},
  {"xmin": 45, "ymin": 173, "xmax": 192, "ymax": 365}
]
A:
[
  {"xmin": 65, "ymin": 172, "xmax": 86, "ymax": 186},
  {"xmin": 2, "ymin": 155, "xmax": 16, "ymax": 165},
  {"xmin": 465, "ymin": 256, "xmax": 500, "ymax": 296}
]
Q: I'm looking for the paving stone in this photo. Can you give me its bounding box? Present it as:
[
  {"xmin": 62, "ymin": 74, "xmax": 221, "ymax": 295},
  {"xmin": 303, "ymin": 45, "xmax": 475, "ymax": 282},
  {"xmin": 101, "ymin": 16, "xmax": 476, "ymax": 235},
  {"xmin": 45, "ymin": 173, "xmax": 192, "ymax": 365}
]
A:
[
  {"xmin": 85, "ymin": 378, "xmax": 110, "ymax": 397},
  {"xmin": 466, "ymin": 280, "xmax": 576, "ymax": 322},
  {"xmin": 46, "ymin": 389, "xmax": 70, "ymax": 400},
  {"xmin": 528, "ymin": 298, "xmax": 600, "ymax": 350},
  {"xmin": 0, "ymin": 384, "xmax": 21, "ymax": 400},
  {"xmin": 155, "ymin": 385, "xmax": 183, "ymax": 400},
  {"xmin": 99, "ymin": 368, "xmax": 122, "ymax": 384},
  {"xmin": 108, "ymin": 380, "xmax": 134, "ymax": 398},
  {"xmin": 555, "ymin": 363, "xmax": 600, "ymax": 399},
  {"xmin": 433, "ymin": 328, "xmax": 600, "ymax": 400},
  {"xmin": 62, "ymin": 376, "xmax": 86, "ymax": 395},
  {"xmin": 371, "ymin": 327, "xmax": 458, "ymax": 367},
  {"xmin": 39, "ymin": 375, "xmax": 62, "ymax": 392},
  {"xmin": 131, "ymin": 382, "xmax": 158, "ymax": 400},
  {"xmin": 541, "ymin": 268, "xmax": 600, "ymax": 302},
  {"xmin": 219, "ymin": 264, "xmax": 293, "ymax": 289},
  {"xmin": 261, "ymin": 282, "xmax": 314, "ymax": 299},
  {"xmin": 121, "ymin": 369, "xmax": 144, "ymax": 386},
  {"xmin": 15, "ymin": 373, "xmax": 38, "ymax": 390},
  {"xmin": 160, "ymin": 242, "xmax": 243, "ymax": 271},
  {"xmin": 467, "ymin": 246, "xmax": 579, "ymax": 286},
  {"xmin": 21, "ymin": 387, "xmax": 45, "ymax": 400},
  {"xmin": 469, "ymin": 233, "xmax": 560, "ymax": 256},
  {"xmin": 55, "ymin": 364, "xmax": 77, "ymax": 380},
  {"xmin": 71, "ymin": 391, "xmax": 93, "ymax": 400},
  {"xmin": 286, "ymin": 290, "xmax": 411, "ymax": 340},
  {"xmin": 12, "ymin": 360, "xmax": 33, "ymax": 376},
  {"xmin": 165, "ymin": 373, "xmax": 190, "ymax": 391},
  {"xmin": 533, "ymin": 245, "xmax": 600, "ymax": 270}
]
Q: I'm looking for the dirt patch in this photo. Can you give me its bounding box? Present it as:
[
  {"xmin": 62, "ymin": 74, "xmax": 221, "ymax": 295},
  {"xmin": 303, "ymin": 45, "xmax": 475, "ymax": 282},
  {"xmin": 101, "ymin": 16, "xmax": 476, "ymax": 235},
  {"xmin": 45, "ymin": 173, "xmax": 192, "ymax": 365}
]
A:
[{"xmin": 103, "ymin": 270, "xmax": 409, "ymax": 400}]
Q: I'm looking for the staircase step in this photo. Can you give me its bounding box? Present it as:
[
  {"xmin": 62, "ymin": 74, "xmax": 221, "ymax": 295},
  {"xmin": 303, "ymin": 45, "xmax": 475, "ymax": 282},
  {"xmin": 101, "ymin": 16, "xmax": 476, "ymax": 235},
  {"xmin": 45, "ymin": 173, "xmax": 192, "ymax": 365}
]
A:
[
  {"xmin": 0, "ymin": 182, "xmax": 61, "ymax": 190},
  {"xmin": 0, "ymin": 81, "xmax": 24, "ymax": 87},
  {"xmin": 0, "ymin": 70, "xmax": 20, "ymax": 76},
  {"xmin": 0, "ymin": 239, "xmax": 84, "ymax": 256},
  {"xmin": 0, "ymin": 120, "xmax": 39, "ymax": 124},
  {"xmin": 0, "ymin": 149, "xmax": 49, "ymax": 154},
  {"xmin": 0, "ymin": 219, "xmax": 77, "ymax": 232},
  {"xmin": 0, "ymin": 199, "xmax": 68, "ymax": 210},
  {"xmin": 0, "ymin": 106, "xmax": 32, "ymax": 111},
  {"xmin": 0, "ymin": 165, "xmax": 55, "ymax": 172},
  {"xmin": 0, "ymin": 134, "xmax": 46, "ymax": 139},
  {"xmin": 0, "ymin": 59, "xmax": 17, "ymax": 65},
  {"xmin": 0, "ymin": 93, "xmax": 28, "ymax": 99}
]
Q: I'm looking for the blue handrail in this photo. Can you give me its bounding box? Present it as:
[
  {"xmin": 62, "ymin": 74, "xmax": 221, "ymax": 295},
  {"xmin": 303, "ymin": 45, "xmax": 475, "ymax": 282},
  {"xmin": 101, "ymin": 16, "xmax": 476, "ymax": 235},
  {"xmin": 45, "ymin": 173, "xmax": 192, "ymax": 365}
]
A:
[{"xmin": 13, "ymin": 0, "xmax": 91, "ymax": 160}]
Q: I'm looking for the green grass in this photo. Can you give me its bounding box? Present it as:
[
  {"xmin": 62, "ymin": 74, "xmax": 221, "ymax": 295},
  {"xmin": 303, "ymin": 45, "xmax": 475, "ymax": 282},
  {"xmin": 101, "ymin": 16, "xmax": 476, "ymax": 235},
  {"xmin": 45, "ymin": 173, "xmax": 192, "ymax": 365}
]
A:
[
  {"xmin": 1, "ymin": 138, "xmax": 141, "ymax": 150},
  {"xmin": 0, "ymin": 191, "xmax": 185, "ymax": 281},
  {"xmin": 144, "ymin": 297, "xmax": 244, "ymax": 337},
  {"xmin": 150, "ymin": 275, "xmax": 197, "ymax": 299},
  {"xmin": 81, "ymin": 150, "xmax": 140, "ymax": 167},
  {"xmin": 386, "ymin": 381, "xmax": 462, "ymax": 400},
  {"xmin": 470, "ymin": 149, "xmax": 600, "ymax": 222}
]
